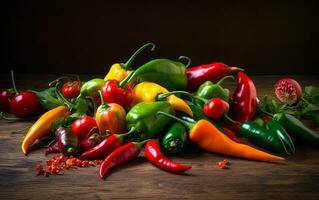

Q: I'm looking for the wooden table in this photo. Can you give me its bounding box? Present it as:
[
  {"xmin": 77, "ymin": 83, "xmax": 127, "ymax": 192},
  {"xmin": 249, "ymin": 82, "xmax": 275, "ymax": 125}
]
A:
[{"xmin": 0, "ymin": 74, "xmax": 318, "ymax": 200}]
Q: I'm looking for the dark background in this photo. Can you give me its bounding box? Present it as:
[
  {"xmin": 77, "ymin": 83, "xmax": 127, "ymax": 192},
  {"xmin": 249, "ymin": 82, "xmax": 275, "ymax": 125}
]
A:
[{"xmin": 1, "ymin": 0, "xmax": 318, "ymax": 75}]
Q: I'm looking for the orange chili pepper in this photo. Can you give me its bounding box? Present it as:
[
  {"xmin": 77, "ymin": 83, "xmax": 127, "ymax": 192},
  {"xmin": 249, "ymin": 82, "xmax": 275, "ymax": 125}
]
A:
[{"xmin": 158, "ymin": 112, "xmax": 284, "ymax": 162}]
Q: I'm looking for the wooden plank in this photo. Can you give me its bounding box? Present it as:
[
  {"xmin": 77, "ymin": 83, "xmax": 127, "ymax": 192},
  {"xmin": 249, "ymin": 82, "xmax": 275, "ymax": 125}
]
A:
[{"xmin": 0, "ymin": 75, "xmax": 319, "ymax": 200}]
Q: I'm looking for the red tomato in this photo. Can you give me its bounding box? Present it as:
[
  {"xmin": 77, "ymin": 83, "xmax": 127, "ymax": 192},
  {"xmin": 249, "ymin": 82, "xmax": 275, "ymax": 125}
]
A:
[
  {"xmin": 72, "ymin": 116, "xmax": 98, "ymax": 141},
  {"xmin": 0, "ymin": 89, "xmax": 14, "ymax": 111},
  {"xmin": 203, "ymin": 98, "xmax": 229, "ymax": 119},
  {"xmin": 10, "ymin": 92, "xmax": 40, "ymax": 117},
  {"xmin": 61, "ymin": 80, "xmax": 80, "ymax": 99}
]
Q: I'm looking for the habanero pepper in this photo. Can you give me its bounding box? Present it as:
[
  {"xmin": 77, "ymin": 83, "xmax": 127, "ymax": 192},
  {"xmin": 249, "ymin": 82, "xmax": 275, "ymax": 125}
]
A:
[
  {"xmin": 273, "ymin": 113, "xmax": 319, "ymax": 147},
  {"xmin": 186, "ymin": 62, "xmax": 244, "ymax": 92},
  {"xmin": 232, "ymin": 72, "xmax": 257, "ymax": 123},
  {"xmin": 99, "ymin": 140, "xmax": 149, "ymax": 179},
  {"xmin": 161, "ymin": 122, "xmax": 188, "ymax": 154},
  {"xmin": 104, "ymin": 43, "xmax": 155, "ymax": 82},
  {"xmin": 157, "ymin": 112, "xmax": 284, "ymax": 162},
  {"xmin": 145, "ymin": 140, "xmax": 192, "ymax": 174}
]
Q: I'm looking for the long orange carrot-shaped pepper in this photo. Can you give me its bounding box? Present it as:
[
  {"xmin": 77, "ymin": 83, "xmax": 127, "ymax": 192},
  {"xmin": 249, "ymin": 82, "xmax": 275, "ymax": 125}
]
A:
[
  {"xmin": 157, "ymin": 112, "xmax": 284, "ymax": 162},
  {"xmin": 22, "ymin": 105, "xmax": 70, "ymax": 155}
]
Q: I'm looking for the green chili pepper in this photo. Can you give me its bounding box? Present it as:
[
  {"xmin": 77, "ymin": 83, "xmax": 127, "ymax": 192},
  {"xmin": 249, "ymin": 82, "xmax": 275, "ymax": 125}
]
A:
[
  {"xmin": 120, "ymin": 56, "xmax": 190, "ymax": 91},
  {"xmin": 126, "ymin": 101, "xmax": 175, "ymax": 141},
  {"xmin": 80, "ymin": 78, "xmax": 104, "ymax": 97},
  {"xmin": 195, "ymin": 75, "xmax": 234, "ymax": 104},
  {"xmin": 161, "ymin": 122, "xmax": 187, "ymax": 154},
  {"xmin": 265, "ymin": 119, "xmax": 295, "ymax": 155},
  {"xmin": 240, "ymin": 122, "xmax": 291, "ymax": 155},
  {"xmin": 273, "ymin": 113, "xmax": 319, "ymax": 147}
]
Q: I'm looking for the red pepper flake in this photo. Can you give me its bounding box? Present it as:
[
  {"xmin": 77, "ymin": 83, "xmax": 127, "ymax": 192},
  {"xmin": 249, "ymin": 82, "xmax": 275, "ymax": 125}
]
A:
[
  {"xmin": 35, "ymin": 164, "xmax": 44, "ymax": 176},
  {"xmin": 217, "ymin": 159, "xmax": 230, "ymax": 169}
]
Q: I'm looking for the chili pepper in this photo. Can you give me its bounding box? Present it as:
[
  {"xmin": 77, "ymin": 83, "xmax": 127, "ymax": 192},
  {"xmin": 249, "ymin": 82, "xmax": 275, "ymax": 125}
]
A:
[
  {"xmin": 240, "ymin": 122, "xmax": 292, "ymax": 155},
  {"xmin": 203, "ymin": 98, "xmax": 229, "ymax": 119},
  {"xmin": 265, "ymin": 119, "xmax": 295, "ymax": 155},
  {"xmin": 132, "ymin": 82, "xmax": 193, "ymax": 116},
  {"xmin": 78, "ymin": 133, "xmax": 105, "ymax": 153},
  {"xmin": 95, "ymin": 90, "xmax": 127, "ymax": 135},
  {"xmin": 45, "ymin": 143, "xmax": 61, "ymax": 155},
  {"xmin": 273, "ymin": 113, "xmax": 319, "ymax": 147},
  {"xmin": 161, "ymin": 122, "xmax": 188, "ymax": 154},
  {"xmin": 61, "ymin": 80, "xmax": 80, "ymax": 99},
  {"xmin": 22, "ymin": 105, "xmax": 70, "ymax": 155},
  {"xmin": 254, "ymin": 118, "xmax": 265, "ymax": 127},
  {"xmin": 195, "ymin": 75, "xmax": 234, "ymax": 103},
  {"xmin": 0, "ymin": 88, "xmax": 14, "ymax": 111},
  {"xmin": 126, "ymin": 101, "xmax": 175, "ymax": 141},
  {"xmin": 223, "ymin": 127, "xmax": 245, "ymax": 144},
  {"xmin": 186, "ymin": 62, "xmax": 244, "ymax": 91},
  {"xmin": 55, "ymin": 127, "xmax": 79, "ymax": 156},
  {"xmin": 80, "ymin": 78, "xmax": 104, "ymax": 97},
  {"xmin": 104, "ymin": 43, "xmax": 155, "ymax": 82},
  {"xmin": 80, "ymin": 127, "xmax": 135, "ymax": 160},
  {"xmin": 71, "ymin": 116, "xmax": 98, "ymax": 141},
  {"xmin": 232, "ymin": 72, "xmax": 257, "ymax": 123},
  {"xmin": 99, "ymin": 140, "xmax": 149, "ymax": 179},
  {"xmin": 157, "ymin": 112, "xmax": 284, "ymax": 162},
  {"xmin": 119, "ymin": 56, "xmax": 191, "ymax": 91},
  {"xmin": 145, "ymin": 140, "xmax": 191, "ymax": 173}
]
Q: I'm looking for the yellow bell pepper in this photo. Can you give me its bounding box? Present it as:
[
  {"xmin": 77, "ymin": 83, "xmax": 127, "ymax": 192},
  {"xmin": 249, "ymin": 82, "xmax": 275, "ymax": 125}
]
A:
[
  {"xmin": 132, "ymin": 82, "xmax": 193, "ymax": 116},
  {"xmin": 104, "ymin": 43, "xmax": 155, "ymax": 82}
]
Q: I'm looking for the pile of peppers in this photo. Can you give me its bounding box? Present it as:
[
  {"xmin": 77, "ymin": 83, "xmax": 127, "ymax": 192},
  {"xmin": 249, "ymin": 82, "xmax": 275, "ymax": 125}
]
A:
[{"xmin": 2, "ymin": 42, "xmax": 318, "ymax": 180}]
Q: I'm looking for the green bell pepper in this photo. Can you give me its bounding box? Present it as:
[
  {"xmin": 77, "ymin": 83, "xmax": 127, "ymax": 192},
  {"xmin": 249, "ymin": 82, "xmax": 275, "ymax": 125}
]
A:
[
  {"xmin": 126, "ymin": 101, "xmax": 175, "ymax": 141},
  {"xmin": 161, "ymin": 122, "xmax": 187, "ymax": 154},
  {"xmin": 80, "ymin": 78, "xmax": 104, "ymax": 97}
]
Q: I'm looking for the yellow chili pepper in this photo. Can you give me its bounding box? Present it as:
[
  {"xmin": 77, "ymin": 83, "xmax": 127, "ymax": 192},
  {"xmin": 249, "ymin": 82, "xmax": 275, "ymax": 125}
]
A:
[
  {"xmin": 104, "ymin": 43, "xmax": 155, "ymax": 82},
  {"xmin": 132, "ymin": 82, "xmax": 193, "ymax": 116},
  {"xmin": 21, "ymin": 105, "xmax": 70, "ymax": 155}
]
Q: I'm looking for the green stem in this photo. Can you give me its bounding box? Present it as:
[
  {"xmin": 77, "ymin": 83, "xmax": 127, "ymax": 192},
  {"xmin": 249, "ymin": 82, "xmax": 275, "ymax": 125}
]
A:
[
  {"xmin": 98, "ymin": 90, "xmax": 109, "ymax": 109},
  {"xmin": 224, "ymin": 113, "xmax": 237, "ymax": 124},
  {"xmin": 10, "ymin": 70, "xmax": 18, "ymax": 94},
  {"xmin": 133, "ymin": 139, "xmax": 152, "ymax": 149},
  {"xmin": 157, "ymin": 111, "xmax": 194, "ymax": 130},
  {"xmin": 122, "ymin": 42, "xmax": 156, "ymax": 70},
  {"xmin": 118, "ymin": 69, "xmax": 136, "ymax": 88},
  {"xmin": 0, "ymin": 111, "xmax": 38, "ymax": 121},
  {"xmin": 116, "ymin": 127, "xmax": 137, "ymax": 142},
  {"xmin": 258, "ymin": 107, "xmax": 274, "ymax": 117},
  {"xmin": 216, "ymin": 75, "xmax": 235, "ymax": 85},
  {"xmin": 178, "ymin": 56, "xmax": 191, "ymax": 68},
  {"xmin": 156, "ymin": 91, "xmax": 207, "ymax": 104},
  {"xmin": 54, "ymin": 81, "xmax": 76, "ymax": 109},
  {"xmin": 48, "ymin": 76, "xmax": 70, "ymax": 87}
]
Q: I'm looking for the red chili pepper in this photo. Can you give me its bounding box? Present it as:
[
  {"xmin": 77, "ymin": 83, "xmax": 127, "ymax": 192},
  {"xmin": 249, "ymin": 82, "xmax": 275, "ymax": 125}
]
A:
[
  {"xmin": 223, "ymin": 127, "xmax": 245, "ymax": 144},
  {"xmin": 78, "ymin": 133, "xmax": 104, "ymax": 153},
  {"xmin": 221, "ymin": 121, "xmax": 242, "ymax": 135},
  {"xmin": 203, "ymin": 98, "xmax": 229, "ymax": 119},
  {"xmin": 61, "ymin": 80, "xmax": 80, "ymax": 99},
  {"xmin": 145, "ymin": 140, "xmax": 192, "ymax": 174},
  {"xmin": 232, "ymin": 72, "xmax": 257, "ymax": 123},
  {"xmin": 186, "ymin": 62, "xmax": 244, "ymax": 91},
  {"xmin": 99, "ymin": 140, "xmax": 148, "ymax": 179},
  {"xmin": 45, "ymin": 143, "xmax": 61, "ymax": 155},
  {"xmin": 80, "ymin": 128, "xmax": 135, "ymax": 160},
  {"xmin": 100, "ymin": 79, "xmax": 133, "ymax": 109}
]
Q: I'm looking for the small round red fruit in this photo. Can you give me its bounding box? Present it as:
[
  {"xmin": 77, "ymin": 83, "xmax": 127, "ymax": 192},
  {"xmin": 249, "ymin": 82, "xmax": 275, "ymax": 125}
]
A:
[
  {"xmin": 0, "ymin": 89, "xmax": 14, "ymax": 111},
  {"xmin": 72, "ymin": 116, "xmax": 98, "ymax": 141},
  {"xmin": 61, "ymin": 80, "xmax": 80, "ymax": 99},
  {"xmin": 10, "ymin": 92, "xmax": 40, "ymax": 117},
  {"xmin": 274, "ymin": 78, "xmax": 302, "ymax": 105}
]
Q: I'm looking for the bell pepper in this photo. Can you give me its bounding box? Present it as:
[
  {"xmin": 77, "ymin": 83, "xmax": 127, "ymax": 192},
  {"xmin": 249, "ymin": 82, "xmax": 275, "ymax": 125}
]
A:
[
  {"xmin": 119, "ymin": 56, "xmax": 191, "ymax": 91},
  {"xmin": 157, "ymin": 112, "xmax": 284, "ymax": 162},
  {"xmin": 126, "ymin": 101, "xmax": 175, "ymax": 141},
  {"xmin": 104, "ymin": 43, "xmax": 155, "ymax": 82},
  {"xmin": 273, "ymin": 113, "xmax": 319, "ymax": 147},
  {"xmin": 95, "ymin": 91, "xmax": 127, "ymax": 135},
  {"xmin": 232, "ymin": 72, "xmax": 257, "ymax": 123},
  {"xmin": 21, "ymin": 105, "xmax": 70, "ymax": 155},
  {"xmin": 186, "ymin": 62, "xmax": 244, "ymax": 92},
  {"xmin": 161, "ymin": 122, "xmax": 187, "ymax": 154},
  {"xmin": 80, "ymin": 78, "xmax": 104, "ymax": 97},
  {"xmin": 240, "ymin": 122, "xmax": 294, "ymax": 155},
  {"xmin": 132, "ymin": 82, "xmax": 193, "ymax": 116},
  {"xmin": 195, "ymin": 75, "xmax": 234, "ymax": 103}
]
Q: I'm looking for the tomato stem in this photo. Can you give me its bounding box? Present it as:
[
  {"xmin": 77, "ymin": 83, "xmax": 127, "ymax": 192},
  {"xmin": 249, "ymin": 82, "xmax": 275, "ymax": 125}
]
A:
[{"xmin": 10, "ymin": 70, "xmax": 19, "ymax": 94}]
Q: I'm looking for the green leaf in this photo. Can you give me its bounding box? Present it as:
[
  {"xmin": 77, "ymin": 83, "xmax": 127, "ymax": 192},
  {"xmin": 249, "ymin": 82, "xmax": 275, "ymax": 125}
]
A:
[{"xmin": 32, "ymin": 88, "xmax": 63, "ymax": 110}]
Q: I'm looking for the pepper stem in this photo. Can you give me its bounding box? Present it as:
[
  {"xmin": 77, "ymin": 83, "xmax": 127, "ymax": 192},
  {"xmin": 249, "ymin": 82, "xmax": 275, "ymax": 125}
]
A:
[
  {"xmin": 156, "ymin": 91, "xmax": 207, "ymax": 104},
  {"xmin": 116, "ymin": 127, "xmax": 137, "ymax": 142},
  {"xmin": 223, "ymin": 113, "xmax": 237, "ymax": 124},
  {"xmin": 178, "ymin": 56, "xmax": 192, "ymax": 68},
  {"xmin": 133, "ymin": 139, "xmax": 152, "ymax": 150},
  {"xmin": 98, "ymin": 90, "xmax": 109, "ymax": 109},
  {"xmin": 55, "ymin": 83, "xmax": 76, "ymax": 109},
  {"xmin": 10, "ymin": 70, "xmax": 18, "ymax": 94},
  {"xmin": 228, "ymin": 66, "xmax": 244, "ymax": 73},
  {"xmin": 216, "ymin": 75, "xmax": 235, "ymax": 85},
  {"xmin": 122, "ymin": 43, "xmax": 156, "ymax": 70},
  {"xmin": 118, "ymin": 68, "xmax": 136, "ymax": 88},
  {"xmin": 157, "ymin": 111, "xmax": 194, "ymax": 130}
]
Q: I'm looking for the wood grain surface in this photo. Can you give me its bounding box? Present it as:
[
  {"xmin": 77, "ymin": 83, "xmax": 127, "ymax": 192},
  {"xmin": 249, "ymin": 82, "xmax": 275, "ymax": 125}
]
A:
[{"xmin": 0, "ymin": 75, "xmax": 319, "ymax": 200}]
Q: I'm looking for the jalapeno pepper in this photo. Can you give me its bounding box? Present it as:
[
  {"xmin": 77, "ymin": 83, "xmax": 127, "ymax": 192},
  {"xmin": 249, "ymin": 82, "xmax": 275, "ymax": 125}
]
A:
[
  {"xmin": 273, "ymin": 113, "xmax": 319, "ymax": 147},
  {"xmin": 161, "ymin": 122, "xmax": 187, "ymax": 154}
]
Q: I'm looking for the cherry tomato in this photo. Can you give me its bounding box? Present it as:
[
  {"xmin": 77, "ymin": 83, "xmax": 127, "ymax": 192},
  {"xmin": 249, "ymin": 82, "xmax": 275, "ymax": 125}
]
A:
[
  {"xmin": 72, "ymin": 116, "xmax": 98, "ymax": 141},
  {"xmin": 61, "ymin": 80, "xmax": 80, "ymax": 99},
  {"xmin": 0, "ymin": 89, "xmax": 14, "ymax": 111},
  {"xmin": 203, "ymin": 98, "xmax": 229, "ymax": 119},
  {"xmin": 10, "ymin": 92, "xmax": 40, "ymax": 117}
]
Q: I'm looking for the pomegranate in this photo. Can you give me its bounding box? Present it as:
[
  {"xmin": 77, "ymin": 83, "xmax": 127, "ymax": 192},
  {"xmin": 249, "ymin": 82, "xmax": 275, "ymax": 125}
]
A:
[{"xmin": 274, "ymin": 78, "xmax": 302, "ymax": 105}]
